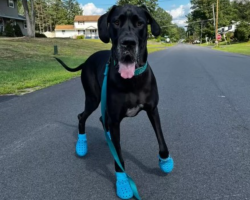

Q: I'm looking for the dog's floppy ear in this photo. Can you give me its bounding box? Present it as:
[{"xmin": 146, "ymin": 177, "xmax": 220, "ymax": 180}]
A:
[
  {"xmin": 140, "ymin": 5, "xmax": 161, "ymax": 37},
  {"xmin": 98, "ymin": 5, "xmax": 116, "ymax": 43}
]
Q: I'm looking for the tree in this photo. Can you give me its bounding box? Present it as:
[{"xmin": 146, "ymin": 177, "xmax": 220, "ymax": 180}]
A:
[
  {"xmin": 153, "ymin": 7, "xmax": 172, "ymax": 37},
  {"xmin": 116, "ymin": 0, "xmax": 158, "ymax": 14},
  {"xmin": 234, "ymin": 21, "xmax": 250, "ymax": 41},
  {"xmin": 63, "ymin": 0, "xmax": 82, "ymax": 24},
  {"xmin": 187, "ymin": 0, "xmax": 238, "ymax": 40},
  {"xmin": 232, "ymin": 0, "xmax": 250, "ymax": 22},
  {"xmin": 22, "ymin": 0, "xmax": 36, "ymax": 37},
  {"xmin": 177, "ymin": 27, "xmax": 186, "ymax": 39}
]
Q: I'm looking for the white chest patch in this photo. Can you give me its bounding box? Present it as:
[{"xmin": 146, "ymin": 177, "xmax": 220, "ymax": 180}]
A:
[{"xmin": 126, "ymin": 104, "xmax": 144, "ymax": 117}]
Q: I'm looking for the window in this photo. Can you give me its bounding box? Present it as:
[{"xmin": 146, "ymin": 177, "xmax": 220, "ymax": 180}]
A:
[
  {"xmin": 78, "ymin": 21, "xmax": 84, "ymax": 25},
  {"xmin": 228, "ymin": 25, "xmax": 232, "ymax": 30},
  {"xmin": 62, "ymin": 30, "xmax": 65, "ymax": 34},
  {"xmin": 8, "ymin": 0, "xmax": 14, "ymax": 8},
  {"xmin": 24, "ymin": 21, "xmax": 27, "ymax": 29}
]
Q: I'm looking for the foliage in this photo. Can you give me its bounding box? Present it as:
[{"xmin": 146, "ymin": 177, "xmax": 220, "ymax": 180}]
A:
[
  {"xmin": 187, "ymin": 0, "xmax": 250, "ymax": 41},
  {"xmin": 5, "ymin": 22, "xmax": 15, "ymax": 37},
  {"xmin": 14, "ymin": 24, "xmax": 23, "ymax": 37},
  {"xmin": 234, "ymin": 21, "xmax": 250, "ymax": 41},
  {"xmin": 63, "ymin": 0, "xmax": 82, "ymax": 24},
  {"xmin": 19, "ymin": 0, "xmax": 82, "ymax": 33},
  {"xmin": 116, "ymin": 0, "xmax": 158, "ymax": 14},
  {"xmin": 153, "ymin": 7, "xmax": 172, "ymax": 37},
  {"xmin": 35, "ymin": 33, "xmax": 47, "ymax": 37},
  {"xmin": 225, "ymin": 32, "xmax": 234, "ymax": 44},
  {"xmin": 76, "ymin": 35, "xmax": 84, "ymax": 39},
  {"xmin": 231, "ymin": 0, "xmax": 250, "ymax": 22}
]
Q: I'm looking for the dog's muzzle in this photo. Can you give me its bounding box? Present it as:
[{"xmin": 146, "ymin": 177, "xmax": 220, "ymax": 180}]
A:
[{"xmin": 117, "ymin": 37, "xmax": 138, "ymax": 79}]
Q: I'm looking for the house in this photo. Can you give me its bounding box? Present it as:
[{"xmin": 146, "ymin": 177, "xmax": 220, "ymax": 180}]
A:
[
  {"xmin": 55, "ymin": 15, "xmax": 100, "ymax": 39},
  {"xmin": 218, "ymin": 21, "xmax": 240, "ymax": 35},
  {"xmin": 0, "ymin": 0, "xmax": 27, "ymax": 35}
]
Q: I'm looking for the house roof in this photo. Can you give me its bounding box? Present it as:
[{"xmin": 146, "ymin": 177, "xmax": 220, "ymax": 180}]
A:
[
  {"xmin": 55, "ymin": 25, "xmax": 75, "ymax": 30},
  {"xmin": 0, "ymin": 14, "xmax": 26, "ymax": 21},
  {"xmin": 74, "ymin": 15, "xmax": 100, "ymax": 22}
]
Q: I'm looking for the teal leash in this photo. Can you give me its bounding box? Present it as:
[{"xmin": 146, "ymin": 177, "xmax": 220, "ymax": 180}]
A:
[{"xmin": 101, "ymin": 61, "xmax": 147, "ymax": 200}]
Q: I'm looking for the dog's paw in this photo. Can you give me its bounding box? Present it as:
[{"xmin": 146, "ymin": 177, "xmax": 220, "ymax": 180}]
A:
[
  {"xmin": 116, "ymin": 172, "xmax": 133, "ymax": 199},
  {"xmin": 76, "ymin": 134, "xmax": 87, "ymax": 157},
  {"xmin": 159, "ymin": 155, "xmax": 174, "ymax": 173}
]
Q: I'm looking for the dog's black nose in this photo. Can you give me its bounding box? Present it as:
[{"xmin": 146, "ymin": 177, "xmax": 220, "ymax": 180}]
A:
[{"xmin": 121, "ymin": 38, "xmax": 136, "ymax": 47}]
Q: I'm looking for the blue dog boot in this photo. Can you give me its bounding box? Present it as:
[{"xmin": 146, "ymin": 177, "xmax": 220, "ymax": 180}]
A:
[
  {"xmin": 116, "ymin": 172, "xmax": 133, "ymax": 199},
  {"xmin": 159, "ymin": 155, "xmax": 174, "ymax": 173},
  {"xmin": 76, "ymin": 133, "xmax": 87, "ymax": 157}
]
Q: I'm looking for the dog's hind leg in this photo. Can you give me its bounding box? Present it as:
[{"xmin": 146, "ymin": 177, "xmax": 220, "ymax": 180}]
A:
[{"xmin": 147, "ymin": 107, "xmax": 174, "ymax": 173}]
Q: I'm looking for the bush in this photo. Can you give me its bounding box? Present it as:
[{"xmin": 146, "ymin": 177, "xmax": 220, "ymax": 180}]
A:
[
  {"xmin": 76, "ymin": 35, "xmax": 84, "ymax": 39},
  {"xmin": 225, "ymin": 32, "xmax": 234, "ymax": 44},
  {"xmin": 14, "ymin": 24, "xmax": 23, "ymax": 37},
  {"xmin": 234, "ymin": 21, "xmax": 250, "ymax": 42},
  {"xmin": 35, "ymin": 33, "xmax": 47, "ymax": 38},
  {"xmin": 5, "ymin": 22, "xmax": 15, "ymax": 37}
]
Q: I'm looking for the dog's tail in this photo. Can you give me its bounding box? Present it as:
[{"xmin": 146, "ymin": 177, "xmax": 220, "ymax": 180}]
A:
[{"xmin": 54, "ymin": 57, "xmax": 84, "ymax": 72}]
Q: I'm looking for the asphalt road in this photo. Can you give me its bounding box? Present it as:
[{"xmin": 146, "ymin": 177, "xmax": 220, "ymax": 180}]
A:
[{"xmin": 1, "ymin": 44, "xmax": 250, "ymax": 200}]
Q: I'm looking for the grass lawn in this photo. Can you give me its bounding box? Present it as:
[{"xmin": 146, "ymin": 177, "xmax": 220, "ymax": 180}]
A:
[
  {"xmin": 199, "ymin": 41, "xmax": 250, "ymax": 56},
  {"xmin": 213, "ymin": 41, "xmax": 250, "ymax": 56},
  {"xmin": 0, "ymin": 38, "xmax": 173, "ymax": 95}
]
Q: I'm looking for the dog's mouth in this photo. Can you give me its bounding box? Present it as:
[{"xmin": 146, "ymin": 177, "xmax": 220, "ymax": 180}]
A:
[
  {"xmin": 118, "ymin": 61, "xmax": 136, "ymax": 79},
  {"xmin": 117, "ymin": 47, "xmax": 138, "ymax": 79}
]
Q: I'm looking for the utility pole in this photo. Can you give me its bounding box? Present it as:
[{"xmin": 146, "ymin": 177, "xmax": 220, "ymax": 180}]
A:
[
  {"xmin": 200, "ymin": 21, "xmax": 203, "ymax": 45},
  {"xmin": 215, "ymin": 0, "xmax": 219, "ymax": 46},
  {"xmin": 212, "ymin": 3, "xmax": 216, "ymax": 41}
]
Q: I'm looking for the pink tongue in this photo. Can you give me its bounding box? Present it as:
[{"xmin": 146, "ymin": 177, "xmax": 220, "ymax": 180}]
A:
[{"xmin": 118, "ymin": 62, "xmax": 135, "ymax": 79}]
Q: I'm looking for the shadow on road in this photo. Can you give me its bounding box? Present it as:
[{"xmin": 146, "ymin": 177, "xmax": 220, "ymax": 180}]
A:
[{"xmin": 56, "ymin": 121, "xmax": 168, "ymax": 187}]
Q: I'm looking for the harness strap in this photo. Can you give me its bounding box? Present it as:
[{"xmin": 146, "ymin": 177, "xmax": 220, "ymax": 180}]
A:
[{"xmin": 101, "ymin": 63, "xmax": 141, "ymax": 200}]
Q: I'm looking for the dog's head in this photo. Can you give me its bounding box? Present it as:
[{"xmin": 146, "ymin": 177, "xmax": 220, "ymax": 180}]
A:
[{"xmin": 98, "ymin": 5, "xmax": 161, "ymax": 79}]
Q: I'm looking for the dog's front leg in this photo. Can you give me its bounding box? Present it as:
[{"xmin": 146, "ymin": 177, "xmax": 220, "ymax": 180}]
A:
[
  {"xmin": 108, "ymin": 121, "xmax": 124, "ymax": 172},
  {"xmin": 109, "ymin": 120, "xmax": 134, "ymax": 199},
  {"xmin": 147, "ymin": 107, "xmax": 174, "ymax": 173}
]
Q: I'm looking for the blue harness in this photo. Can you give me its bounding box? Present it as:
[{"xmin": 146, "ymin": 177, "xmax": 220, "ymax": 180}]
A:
[{"xmin": 101, "ymin": 61, "xmax": 147, "ymax": 200}]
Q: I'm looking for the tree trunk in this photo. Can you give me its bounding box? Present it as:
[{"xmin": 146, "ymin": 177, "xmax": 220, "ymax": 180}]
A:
[
  {"xmin": 22, "ymin": 0, "xmax": 35, "ymax": 37},
  {"xmin": 30, "ymin": 0, "xmax": 36, "ymax": 36}
]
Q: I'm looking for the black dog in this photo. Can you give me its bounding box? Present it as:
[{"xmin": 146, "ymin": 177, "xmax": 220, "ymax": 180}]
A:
[{"xmin": 55, "ymin": 5, "xmax": 174, "ymax": 200}]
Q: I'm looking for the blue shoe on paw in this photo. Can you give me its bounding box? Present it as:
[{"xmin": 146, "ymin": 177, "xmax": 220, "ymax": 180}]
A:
[
  {"xmin": 159, "ymin": 155, "xmax": 174, "ymax": 173},
  {"xmin": 76, "ymin": 134, "xmax": 87, "ymax": 157},
  {"xmin": 116, "ymin": 172, "xmax": 133, "ymax": 199}
]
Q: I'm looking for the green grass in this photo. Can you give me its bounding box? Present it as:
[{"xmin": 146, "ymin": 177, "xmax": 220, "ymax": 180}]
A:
[
  {"xmin": 213, "ymin": 41, "xmax": 250, "ymax": 56},
  {"xmin": 0, "ymin": 38, "xmax": 173, "ymax": 95},
  {"xmin": 197, "ymin": 41, "xmax": 250, "ymax": 56},
  {"xmin": 147, "ymin": 40, "xmax": 176, "ymax": 53},
  {"xmin": 0, "ymin": 38, "xmax": 111, "ymax": 95}
]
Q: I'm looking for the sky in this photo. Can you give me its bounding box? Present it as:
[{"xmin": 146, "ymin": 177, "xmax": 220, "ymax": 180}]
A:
[{"xmin": 78, "ymin": 0, "xmax": 192, "ymax": 27}]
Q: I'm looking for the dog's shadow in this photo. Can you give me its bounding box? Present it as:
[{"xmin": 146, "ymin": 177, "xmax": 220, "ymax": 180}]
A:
[{"xmin": 58, "ymin": 121, "xmax": 167, "ymax": 185}]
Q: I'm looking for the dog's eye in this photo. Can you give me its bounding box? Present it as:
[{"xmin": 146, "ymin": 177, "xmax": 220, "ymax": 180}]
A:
[
  {"xmin": 136, "ymin": 21, "xmax": 143, "ymax": 27},
  {"xmin": 114, "ymin": 20, "xmax": 120, "ymax": 26}
]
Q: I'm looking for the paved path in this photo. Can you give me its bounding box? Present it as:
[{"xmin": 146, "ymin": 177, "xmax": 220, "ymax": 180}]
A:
[{"xmin": 1, "ymin": 44, "xmax": 250, "ymax": 200}]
